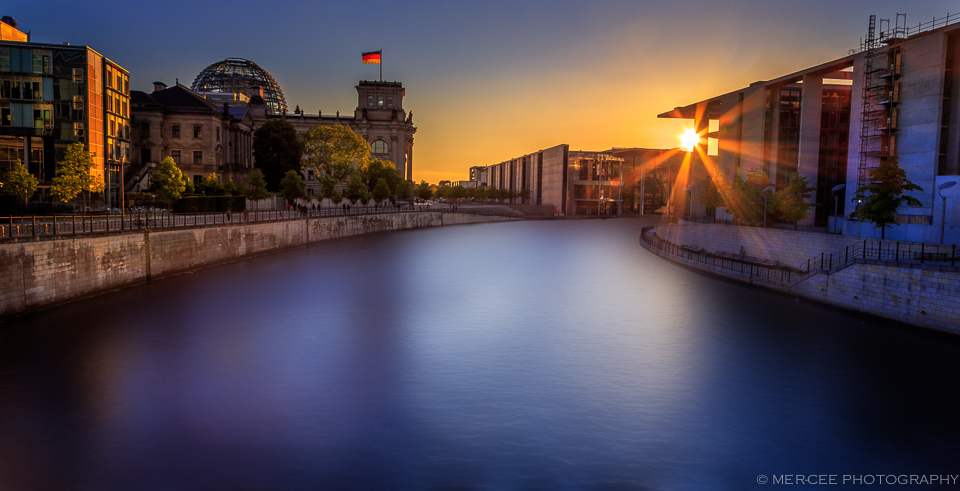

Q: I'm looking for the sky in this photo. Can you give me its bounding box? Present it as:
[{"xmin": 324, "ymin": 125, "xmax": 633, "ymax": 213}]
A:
[{"xmin": 13, "ymin": 0, "xmax": 958, "ymax": 183}]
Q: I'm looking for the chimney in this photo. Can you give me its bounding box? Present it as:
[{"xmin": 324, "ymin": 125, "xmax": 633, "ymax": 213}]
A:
[{"xmin": 153, "ymin": 81, "xmax": 167, "ymax": 93}]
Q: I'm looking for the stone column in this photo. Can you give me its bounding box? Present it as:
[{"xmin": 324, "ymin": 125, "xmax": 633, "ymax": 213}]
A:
[
  {"xmin": 797, "ymin": 74, "xmax": 823, "ymax": 226},
  {"xmin": 406, "ymin": 139, "xmax": 414, "ymax": 182},
  {"xmin": 766, "ymin": 86, "xmax": 782, "ymax": 185}
]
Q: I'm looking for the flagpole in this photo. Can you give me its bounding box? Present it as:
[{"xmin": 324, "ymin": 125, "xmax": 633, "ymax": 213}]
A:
[{"xmin": 380, "ymin": 50, "xmax": 382, "ymax": 82}]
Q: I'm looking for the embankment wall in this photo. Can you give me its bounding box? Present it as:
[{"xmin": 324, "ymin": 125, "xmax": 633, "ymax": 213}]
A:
[
  {"xmin": 0, "ymin": 212, "xmax": 512, "ymax": 318},
  {"xmin": 643, "ymin": 226, "xmax": 960, "ymax": 333}
]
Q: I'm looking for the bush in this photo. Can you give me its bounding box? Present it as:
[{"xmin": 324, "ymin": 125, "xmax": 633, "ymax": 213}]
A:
[{"xmin": 173, "ymin": 196, "xmax": 245, "ymax": 213}]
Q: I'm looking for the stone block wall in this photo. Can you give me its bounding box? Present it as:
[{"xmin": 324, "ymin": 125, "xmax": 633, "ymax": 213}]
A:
[{"xmin": 0, "ymin": 212, "xmax": 512, "ymax": 318}]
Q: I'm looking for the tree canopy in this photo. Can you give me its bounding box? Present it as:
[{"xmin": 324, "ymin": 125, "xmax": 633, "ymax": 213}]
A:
[
  {"xmin": 415, "ymin": 181, "xmax": 433, "ymax": 201},
  {"xmin": 345, "ymin": 173, "xmax": 368, "ymax": 204},
  {"xmin": 149, "ymin": 157, "xmax": 187, "ymax": 205},
  {"xmin": 253, "ymin": 119, "xmax": 304, "ymax": 191},
  {"xmin": 774, "ymin": 173, "xmax": 817, "ymax": 230},
  {"xmin": 852, "ymin": 157, "xmax": 922, "ymax": 238},
  {"xmin": 245, "ymin": 169, "xmax": 271, "ymax": 205},
  {"xmin": 2, "ymin": 159, "xmax": 38, "ymax": 206},
  {"xmin": 302, "ymin": 125, "xmax": 370, "ymax": 182},
  {"xmin": 51, "ymin": 143, "xmax": 103, "ymax": 205},
  {"xmin": 372, "ymin": 178, "xmax": 391, "ymax": 203},
  {"xmin": 280, "ymin": 169, "xmax": 307, "ymax": 204}
]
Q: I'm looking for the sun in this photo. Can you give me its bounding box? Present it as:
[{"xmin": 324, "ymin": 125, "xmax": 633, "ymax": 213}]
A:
[{"xmin": 680, "ymin": 129, "xmax": 700, "ymax": 152}]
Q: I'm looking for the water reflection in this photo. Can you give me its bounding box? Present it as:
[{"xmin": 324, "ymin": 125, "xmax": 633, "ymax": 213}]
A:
[{"xmin": 1, "ymin": 218, "xmax": 959, "ymax": 490}]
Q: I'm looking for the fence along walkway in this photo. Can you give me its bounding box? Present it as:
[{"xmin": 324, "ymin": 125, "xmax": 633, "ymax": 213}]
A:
[
  {"xmin": 0, "ymin": 205, "xmax": 524, "ymax": 239},
  {"xmin": 640, "ymin": 226, "xmax": 958, "ymax": 287}
]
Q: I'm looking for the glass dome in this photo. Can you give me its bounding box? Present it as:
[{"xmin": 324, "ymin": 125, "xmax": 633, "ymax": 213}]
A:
[{"xmin": 191, "ymin": 58, "xmax": 287, "ymax": 114}]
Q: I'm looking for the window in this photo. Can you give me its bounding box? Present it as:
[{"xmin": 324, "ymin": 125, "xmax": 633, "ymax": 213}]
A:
[
  {"xmin": 194, "ymin": 175, "xmax": 202, "ymax": 186},
  {"xmin": 194, "ymin": 151, "xmax": 202, "ymax": 165},
  {"xmin": 194, "ymin": 125, "xmax": 202, "ymax": 138},
  {"xmin": 73, "ymin": 95, "xmax": 83, "ymax": 110},
  {"xmin": 1, "ymin": 107, "xmax": 9, "ymax": 126},
  {"xmin": 73, "ymin": 68, "xmax": 83, "ymax": 83},
  {"xmin": 371, "ymin": 140, "xmax": 389, "ymax": 154},
  {"xmin": 74, "ymin": 122, "xmax": 84, "ymax": 136},
  {"xmin": 141, "ymin": 147, "xmax": 150, "ymax": 164},
  {"xmin": 367, "ymin": 95, "xmax": 373, "ymax": 106},
  {"xmin": 387, "ymin": 96, "xmax": 393, "ymax": 106},
  {"xmin": 377, "ymin": 95, "xmax": 384, "ymax": 106},
  {"xmin": 139, "ymin": 122, "xmax": 149, "ymax": 138},
  {"xmin": 216, "ymin": 127, "xmax": 220, "ymax": 141},
  {"xmin": 172, "ymin": 125, "xmax": 180, "ymax": 138},
  {"xmin": 171, "ymin": 150, "xmax": 180, "ymax": 164}
]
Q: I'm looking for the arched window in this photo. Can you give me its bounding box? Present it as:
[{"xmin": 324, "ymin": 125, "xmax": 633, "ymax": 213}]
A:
[
  {"xmin": 387, "ymin": 96, "xmax": 393, "ymax": 106},
  {"xmin": 371, "ymin": 139, "xmax": 389, "ymax": 154},
  {"xmin": 377, "ymin": 95, "xmax": 384, "ymax": 106},
  {"xmin": 367, "ymin": 95, "xmax": 374, "ymax": 106}
]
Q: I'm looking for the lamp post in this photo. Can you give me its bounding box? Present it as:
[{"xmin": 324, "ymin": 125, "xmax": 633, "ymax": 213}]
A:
[
  {"xmin": 938, "ymin": 181, "xmax": 957, "ymax": 244},
  {"xmin": 762, "ymin": 186, "xmax": 776, "ymax": 228},
  {"xmin": 831, "ymin": 183, "xmax": 846, "ymax": 234}
]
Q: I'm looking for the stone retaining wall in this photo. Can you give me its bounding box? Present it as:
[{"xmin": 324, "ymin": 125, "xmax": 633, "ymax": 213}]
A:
[
  {"xmin": 642, "ymin": 227, "xmax": 960, "ymax": 333},
  {"xmin": 0, "ymin": 212, "xmax": 512, "ymax": 318}
]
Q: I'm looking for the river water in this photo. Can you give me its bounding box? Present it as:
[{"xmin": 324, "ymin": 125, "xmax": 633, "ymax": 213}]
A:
[{"xmin": 1, "ymin": 218, "xmax": 958, "ymax": 490}]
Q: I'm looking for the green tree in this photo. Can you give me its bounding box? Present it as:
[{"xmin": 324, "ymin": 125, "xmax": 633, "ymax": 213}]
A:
[
  {"xmin": 51, "ymin": 142, "xmax": 102, "ymax": 211},
  {"xmin": 245, "ymin": 168, "xmax": 271, "ymax": 211},
  {"xmin": 345, "ymin": 173, "xmax": 368, "ymax": 204},
  {"xmin": 774, "ymin": 173, "xmax": 817, "ymax": 231},
  {"xmin": 253, "ymin": 119, "xmax": 304, "ymax": 191},
  {"xmin": 852, "ymin": 157, "xmax": 923, "ymax": 239},
  {"xmin": 330, "ymin": 189, "xmax": 343, "ymax": 205},
  {"xmin": 451, "ymin": 185, "xmax": 467, "ymax": 201},
  {"xmin": 197, "ymin": 172, "xmax": 226, "ymax": 195},
  {"xmin": 721, "ymin": 169, "xmax": 768, "ymax": 223},
  {"xmin": 224, "ymin": 178, "xmax": 240, "ymax": 195},
  {"xmin": 519, "ymin": 187, "xmax": 531, "ymax": 202},
  {"xmin": 319, "ymin": 173, "xmax": 338, "ymax": 199},
  {"xmin": 395, "ymin": 180, "xmax": 412, "ymax": 202},
  {"xmin": 698, "ymin": 175, "xmax": 725, "ymax": 215},
  {"xmin": 279, "ymin": 169, "xmax": 307, "ymax": 204},
  {"xmin": 362, "ymin": 158, "xmax": 402, "ymax": 195},
  {"xmin": 372, "ymin": 177, "xmax": 391, "ymax": 204},
  {"xmin": 302, "ymin": 125, "xmax": 370, "ymax": 182},
  {"xmin": 2, "ymin": 159, "xmax": 38, "ymax": 210},
  {"xmin": 415, "ymin": 180, "xmax": 433, "ymax": 201},
  {"xmin": 149, "ymin": 157, "xmax": 187, "ymax": 207}
]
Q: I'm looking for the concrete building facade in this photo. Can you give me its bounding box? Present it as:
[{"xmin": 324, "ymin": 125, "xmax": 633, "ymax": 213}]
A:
[{"xmin": 660, "ymin": 14, "xmax": 960, "ymax": 245}]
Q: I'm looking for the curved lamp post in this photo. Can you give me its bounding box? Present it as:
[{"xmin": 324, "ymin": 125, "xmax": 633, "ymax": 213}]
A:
[
  {"xmin": 832, "ymin": 184, "xmax": 846, "ymax": 234},
  {"xmin": 938, "ymin": 181, "xmax": 957, "ymax": 244},
  {"xmin": 762, "ymin": 186, "xmax": 776, "ymax": 228}
]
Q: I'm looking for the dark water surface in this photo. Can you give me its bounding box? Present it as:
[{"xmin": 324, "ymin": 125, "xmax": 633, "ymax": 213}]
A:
[{"xmin": 1, "ymin": 218, "xmax": 959, "ymax": 490}]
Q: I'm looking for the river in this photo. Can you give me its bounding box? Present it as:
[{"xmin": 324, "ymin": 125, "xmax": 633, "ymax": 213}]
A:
[{"xmin": 1, "ymin": 217, "xmax": 958, "ymax": 490}]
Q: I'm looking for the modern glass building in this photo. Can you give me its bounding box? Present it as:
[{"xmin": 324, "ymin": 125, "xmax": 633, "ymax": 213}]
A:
[{"xmin": 0, "ymin": 17, "xmax": 129, "ymax": 209}]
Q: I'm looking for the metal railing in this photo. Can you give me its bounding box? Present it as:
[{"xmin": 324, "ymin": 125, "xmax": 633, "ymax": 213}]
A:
[
  {"xmin": 0, "ymin": 204, "xmax": 524, "ymax": 239},
  {"xmin": 640, "ymin": 227, "xmax": 958, "ymax": 286}
]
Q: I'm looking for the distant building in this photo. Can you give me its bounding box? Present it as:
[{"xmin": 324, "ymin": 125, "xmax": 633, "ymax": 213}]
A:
[
  {"xmin": 659, "ymin": 13, "xmax": 960, "ymax": 243},
  {"xmin": 476, "ymin": 145, "xmax": 682, "ymax": 216},
  {"xmin": 0, "ymin": 16, "xmax": 130, "ymax": 208},
  {"xmin": 128, "ymin": 83, "xmax": 253, "ymax": 192}
]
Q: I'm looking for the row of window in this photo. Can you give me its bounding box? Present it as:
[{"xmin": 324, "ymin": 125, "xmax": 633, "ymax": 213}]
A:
[
  {"xmin": 366, "ymin": 95, "xmax": 394, "ymax": 107},
  {"xmin": 0, "ymin": 104, "xmax": 53, "ymax": 128},
  {"xmin": 0, "ymin": 47, "xmax": 52, "ymax": 75},
  {"xmin": 167, "ymin": 150, "xmax": 204, "ymax": 166},
  {"xmin": 0, "ymin": 78, "xmax": 53, "ymax": 101}
]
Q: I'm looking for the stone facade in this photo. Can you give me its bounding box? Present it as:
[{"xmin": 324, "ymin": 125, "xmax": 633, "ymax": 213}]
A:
[{"xmin": 128, "ymin": 83, "xmax": 254, "ymax": 192}]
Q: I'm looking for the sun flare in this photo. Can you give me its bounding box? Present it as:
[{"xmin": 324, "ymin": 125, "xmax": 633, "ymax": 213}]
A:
[{"xmin": 680, "ymin": 129, "xmax": 700, "ymax": 152}]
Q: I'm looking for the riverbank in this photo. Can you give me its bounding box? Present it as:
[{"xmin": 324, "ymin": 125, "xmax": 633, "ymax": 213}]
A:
[
  {"xmin": 640, "ymin": 223, "xmax": 960, "ymax": 333},
  {"xmin": 0, "ymin": 211, "xmax": 514, "ymax": 319}
]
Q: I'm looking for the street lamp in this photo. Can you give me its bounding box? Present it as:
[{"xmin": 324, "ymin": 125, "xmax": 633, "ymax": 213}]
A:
[
  {"xmin": 938, "ymin": 181, "xmax": 957, "ymax": 244},
  {"xmin": 832, "ymin": 184, "xmax": 846, "ymax": 234},
  {"xmin": 762, "ymin": 186, "xmax": 776, "ymax": 228}
]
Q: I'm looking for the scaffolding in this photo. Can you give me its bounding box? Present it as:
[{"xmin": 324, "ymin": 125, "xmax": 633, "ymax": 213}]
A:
[{"xmin": 857, "ymin": 14, "xmax": 905, "ymax": 189}]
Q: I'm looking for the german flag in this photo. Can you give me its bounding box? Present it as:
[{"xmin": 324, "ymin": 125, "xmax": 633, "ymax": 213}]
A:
[{"xmin": 362, "ymin": 50, "xmax": 381, "ymax": 64}]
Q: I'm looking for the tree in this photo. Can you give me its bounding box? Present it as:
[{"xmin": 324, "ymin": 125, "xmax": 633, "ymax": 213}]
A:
[
  {"xmin": 320, "ymin": 173, "xmax": 338, "ymax": 199},
  {"xmin": 345, "ymin": 173, "xmax": 368, "ymax": 204},
  {"xmin": 253, "ymin": 119, "xmax": 304, "ymax": 191},
  {"xmin": 245, "ymin": 168, "xmax": 271, "ymax": 211},
  {"xmin": 149, "ymin": 157, "xmax": 186, "ymax": 207},
  {"xmin": 698, "ymin": 175, "xmax": 725, "ymax": 216},
  {"xmin": 302, "ymin": 125, "xmax": 370, "ymax": 183},
  {"xmin": 415, "ymin": 180, "xmax": 433, "ymax": 201},
  {"xmin": 51, "ymin": 142, "xmax": 102, "ymax": 211},
  {"xmin": 395, "ymin": 180, "xmax": 412, "ymax": 202},
  {"xmin": 774, "ymin": 173, "xmax": 817, "ymax": 231},
  {"xmin": 197, "ymin": 173, "xmax": 225, "ymax": 195},
  {"xmin": 362, "ymin": 158, "xmax": 402, "ymax": 195},
  {"xmin": 2, "ymin": 159, "xmax": 38, "ymax": 210},
  {"xmin": 852, "ymin": 156, "xmax": 923, "ymax": 239},
  {"xmin": 279, "ymin": 169, "xmax": 307, "ymax": 204},
  {"xmin": 224, "ymin": 178, "xmax": 240, "ymax": 195},
  {"xmin": 372, "ymin": 178, "xmax": 391, "ymax": 204},
  {"xmin": 722, "ymin": 169, "xmax": 768, "ymax": 224}
]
